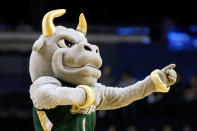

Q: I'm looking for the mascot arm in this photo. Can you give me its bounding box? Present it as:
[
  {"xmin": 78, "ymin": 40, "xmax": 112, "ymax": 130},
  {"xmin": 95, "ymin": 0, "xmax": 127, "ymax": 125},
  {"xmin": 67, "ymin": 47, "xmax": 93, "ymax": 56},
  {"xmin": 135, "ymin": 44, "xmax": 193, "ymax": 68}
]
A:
[
  {"xmin": 94, "ymin": 76, "xmax": 155, "ymax": 110},
  {"xmin": 30, "ymin": 76, "xmax": 87, "ymax": 109},
  {"xmin": 94, "ymin": 64, "xmax": 177, "ymax": 110}
]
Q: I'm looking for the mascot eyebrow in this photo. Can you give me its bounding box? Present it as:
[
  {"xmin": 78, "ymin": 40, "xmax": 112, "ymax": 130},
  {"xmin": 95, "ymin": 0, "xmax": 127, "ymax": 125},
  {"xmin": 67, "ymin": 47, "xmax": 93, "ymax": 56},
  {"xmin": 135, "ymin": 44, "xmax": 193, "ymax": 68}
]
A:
[{"xmin": 29, "ymin": 9, "xmax": 177, "ymax": 131}]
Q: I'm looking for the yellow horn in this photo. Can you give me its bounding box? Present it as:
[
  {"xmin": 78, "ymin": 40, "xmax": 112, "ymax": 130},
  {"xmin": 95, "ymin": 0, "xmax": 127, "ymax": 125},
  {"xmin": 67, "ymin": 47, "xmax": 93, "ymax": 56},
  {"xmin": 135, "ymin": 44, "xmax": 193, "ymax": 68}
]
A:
[
  {"xmin": 42, "ymin": 9, "xmax": 66, "ymax": 37},
  {"xmin": 76, "ymin": 13, "xmax": 87, "ymax": 36}
]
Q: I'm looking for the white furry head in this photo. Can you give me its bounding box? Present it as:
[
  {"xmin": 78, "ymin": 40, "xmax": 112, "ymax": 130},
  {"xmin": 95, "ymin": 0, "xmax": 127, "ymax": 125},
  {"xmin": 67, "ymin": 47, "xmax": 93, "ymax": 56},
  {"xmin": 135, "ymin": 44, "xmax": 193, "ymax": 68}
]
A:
[{"xmin": 29, "ymin": 10, "xmax": 102, "ymax": 86}]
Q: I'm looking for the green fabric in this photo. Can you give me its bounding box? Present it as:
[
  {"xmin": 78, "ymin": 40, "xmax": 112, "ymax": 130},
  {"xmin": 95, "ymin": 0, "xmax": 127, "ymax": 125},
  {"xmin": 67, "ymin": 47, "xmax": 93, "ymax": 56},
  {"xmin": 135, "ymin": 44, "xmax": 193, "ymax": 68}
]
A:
[
  {"xmin": 33, "ymin": 106, "xmax": 43, "ymax": 131},
  {"xmin": 32, "ymin": 79, "xmax": 96, "ymax": 131},
  {"xmin": 33, "ymin": 106, "xmax": 96, "ymax": 131}
]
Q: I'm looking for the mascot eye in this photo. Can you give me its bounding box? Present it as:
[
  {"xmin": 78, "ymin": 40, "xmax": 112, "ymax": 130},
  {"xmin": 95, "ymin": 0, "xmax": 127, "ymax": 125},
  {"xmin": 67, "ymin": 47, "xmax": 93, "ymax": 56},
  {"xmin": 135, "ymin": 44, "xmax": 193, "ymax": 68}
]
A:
[{"xmin": 57, "ymin": 39, "xmax": 74, "ymax": 48}]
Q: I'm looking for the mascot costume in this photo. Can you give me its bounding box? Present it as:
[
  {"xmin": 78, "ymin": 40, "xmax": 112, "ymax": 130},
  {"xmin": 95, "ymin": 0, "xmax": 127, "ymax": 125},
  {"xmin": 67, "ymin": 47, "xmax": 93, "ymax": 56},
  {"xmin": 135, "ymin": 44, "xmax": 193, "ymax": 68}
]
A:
[{"xmin": 29, "ymin": 9, "xmax": 177, "ymax": 131}]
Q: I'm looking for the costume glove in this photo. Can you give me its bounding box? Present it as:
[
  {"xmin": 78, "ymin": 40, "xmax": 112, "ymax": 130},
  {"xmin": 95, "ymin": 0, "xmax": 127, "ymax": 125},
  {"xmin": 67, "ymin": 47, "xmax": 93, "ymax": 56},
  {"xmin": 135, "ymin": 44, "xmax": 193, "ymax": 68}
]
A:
[{"xmin": 151, "ymin": 64, "xmax": 177, "ymax": 92}]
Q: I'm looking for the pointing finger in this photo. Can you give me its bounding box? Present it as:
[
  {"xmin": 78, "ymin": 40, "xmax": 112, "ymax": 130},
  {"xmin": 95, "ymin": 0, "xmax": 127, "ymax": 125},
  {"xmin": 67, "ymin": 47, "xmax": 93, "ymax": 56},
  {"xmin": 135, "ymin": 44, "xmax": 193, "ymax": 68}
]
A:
[{"xmin": 163, "ymin": 64, "xmax": 176, "ymax": 71}]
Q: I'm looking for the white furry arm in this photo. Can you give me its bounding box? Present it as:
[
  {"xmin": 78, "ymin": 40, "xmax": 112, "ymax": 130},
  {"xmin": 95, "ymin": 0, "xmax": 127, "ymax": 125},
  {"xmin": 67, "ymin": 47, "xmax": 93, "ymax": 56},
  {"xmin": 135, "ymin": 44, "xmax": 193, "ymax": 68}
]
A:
[
  {"xmin": 30, "ymin": 76, "xmax": 86, "ymax": 109},
  {"xmin": 94, "ymin": 76, "xmax": 156, "ymax": 110}
]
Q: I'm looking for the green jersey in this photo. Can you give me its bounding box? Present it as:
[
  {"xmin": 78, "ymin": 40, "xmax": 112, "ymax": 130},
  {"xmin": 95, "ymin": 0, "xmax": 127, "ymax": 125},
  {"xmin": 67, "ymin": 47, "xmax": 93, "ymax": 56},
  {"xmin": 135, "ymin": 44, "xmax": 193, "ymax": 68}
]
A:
[{"xmin": 32, "ymin": 80, "xmax": 96, "ymax": 131}]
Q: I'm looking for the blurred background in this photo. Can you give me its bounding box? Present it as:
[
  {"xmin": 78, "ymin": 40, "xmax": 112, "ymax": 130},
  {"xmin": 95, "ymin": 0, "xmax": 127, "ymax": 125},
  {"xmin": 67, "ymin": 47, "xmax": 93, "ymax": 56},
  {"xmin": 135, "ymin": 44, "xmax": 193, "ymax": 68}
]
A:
[{"xmin": 0, "ymin": 1, "xmax": 197, "ymax": 131}]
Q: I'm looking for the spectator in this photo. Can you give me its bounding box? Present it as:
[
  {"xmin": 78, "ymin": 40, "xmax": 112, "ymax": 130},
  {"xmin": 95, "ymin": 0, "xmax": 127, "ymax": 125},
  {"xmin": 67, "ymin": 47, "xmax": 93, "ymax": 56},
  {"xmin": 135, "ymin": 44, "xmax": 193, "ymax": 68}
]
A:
[
  {"xmin": 117, "ymin": 69, "xmax": 137, "ymax": 87},
  {"xmin": 162, "ymin": 125, "xmax": 172, "ymax": 131},
  {"xmin": 99, "ymin": 65, "xmax": 115, "ymax": 86},
  {"xmin": 183, "ymin": 124, "xmax": 193, "ymax": 131},
  {"xmin": 126, "ymin": 125, "xmax": 137, "ymax": 131},
  {"xmin": 98, "ymin": 65, "xmax": 115, "ymax": 124},
  {"xmin": 107, "ymin": 125, "xmax": 117, "ymax": 131},
  {"xmin": 116, "ymin": 70, "xmax": 138, "ymax": 124},
  {"xmin": 15, "ymin": 21, "xmax": 34, "ymax": 32},
  {"xmin": 0, "ymin": 23, "xmax": 10, "ymax": 31},
  {"xmin": 169, "ymin": 73, "xmax": 185, "ymax": 100},
  {"xmin": 182, "ymin": 76, "xmax": 197, "ymax": 102},
  {"xmin": 147, "ymin": 93, "xmax": 163, "ymax": 104},
  {"xmin": 148, "ymin": 127, "xmax": 157, "ymax": 131},
  {"xmin": 148, "ymin": 128, "xmax": 157, "ymax": 131}
]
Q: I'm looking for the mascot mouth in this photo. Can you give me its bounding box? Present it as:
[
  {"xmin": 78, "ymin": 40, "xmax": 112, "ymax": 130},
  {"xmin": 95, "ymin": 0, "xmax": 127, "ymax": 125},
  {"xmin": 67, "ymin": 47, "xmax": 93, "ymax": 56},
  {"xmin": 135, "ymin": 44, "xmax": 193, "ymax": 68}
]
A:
[
  {"xmin": 63, "ymin": 64, "xmax": 98, "ymax": 70},
  {"xmin": 63, "ymin": 63, "xmax": 100, "ymax": 78},
  {"xmin": 62, "ymin": 54, "xmax": 100, "ymax": 71},
  {"xmin": 52, "ymin": 49, "xmax": 102, "ymax": 84}
]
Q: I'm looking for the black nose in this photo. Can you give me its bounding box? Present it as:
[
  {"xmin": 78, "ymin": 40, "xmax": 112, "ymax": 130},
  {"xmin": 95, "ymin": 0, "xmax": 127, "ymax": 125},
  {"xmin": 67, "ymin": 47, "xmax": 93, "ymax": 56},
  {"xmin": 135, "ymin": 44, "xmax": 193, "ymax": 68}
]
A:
[
  {"xmin": 84, "ymin": 45, "xmax": 92, "ymax": 51},
  {"xmin": 83, "ymin": 44, "xmax": 99, "ymax": 53}
]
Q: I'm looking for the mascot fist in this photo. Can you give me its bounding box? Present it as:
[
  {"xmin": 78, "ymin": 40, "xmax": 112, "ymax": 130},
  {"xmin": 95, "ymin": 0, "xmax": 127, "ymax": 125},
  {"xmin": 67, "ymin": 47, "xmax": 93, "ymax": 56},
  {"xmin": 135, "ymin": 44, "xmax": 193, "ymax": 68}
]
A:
[
  {"xmin": 151, "ymin": 64, "xmax": 177, "ymax": 92},
  {"xmin": 159, "ymin": 64, "xmax": 177, "ymax": 87}
]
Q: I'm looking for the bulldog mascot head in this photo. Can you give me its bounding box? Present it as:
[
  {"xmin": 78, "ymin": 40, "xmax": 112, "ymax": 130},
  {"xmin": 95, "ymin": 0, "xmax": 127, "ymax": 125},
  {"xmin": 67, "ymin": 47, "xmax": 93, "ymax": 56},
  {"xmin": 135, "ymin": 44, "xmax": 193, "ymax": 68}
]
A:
[{"xmin": 30, "ymin": 9, "xmax": 102, "ymax": 86}]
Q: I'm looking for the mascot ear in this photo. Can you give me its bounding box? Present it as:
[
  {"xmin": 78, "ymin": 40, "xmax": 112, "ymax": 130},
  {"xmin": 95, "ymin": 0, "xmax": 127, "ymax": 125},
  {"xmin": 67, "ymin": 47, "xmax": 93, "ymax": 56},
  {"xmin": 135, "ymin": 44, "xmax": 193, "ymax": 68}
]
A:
[{"xmin": 32, "ymin": 36, "xmax": 45, "ymax": 52}]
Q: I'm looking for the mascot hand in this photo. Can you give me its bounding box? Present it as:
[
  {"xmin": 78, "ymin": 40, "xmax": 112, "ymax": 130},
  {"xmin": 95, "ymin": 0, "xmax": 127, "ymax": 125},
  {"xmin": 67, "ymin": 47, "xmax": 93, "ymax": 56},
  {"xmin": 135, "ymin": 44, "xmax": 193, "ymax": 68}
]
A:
[
  {"xmin": 159, "ymin": 64, "xmax": 177, "ymax": 87},
  {"xmin": 151, "ymin": 64, "xmax": 177, "ymax": 92}
]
